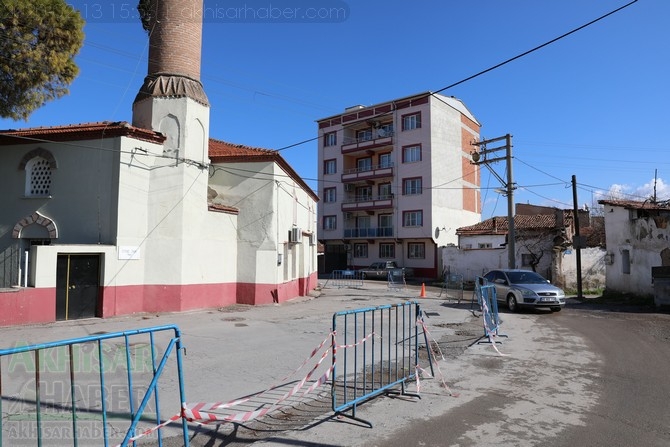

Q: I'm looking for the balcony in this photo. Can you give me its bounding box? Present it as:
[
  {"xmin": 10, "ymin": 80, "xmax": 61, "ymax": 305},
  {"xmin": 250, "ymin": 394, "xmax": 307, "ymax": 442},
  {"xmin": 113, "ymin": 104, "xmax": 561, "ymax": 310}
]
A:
[
  {"xmin": 341, "ymin": 194, "xmax": 393, "ymax": 212},
  {"xmin": 341, "ymin": 163, "xmax": 394, "ymax": 183},
  {"xmin": 344, "ymin": 226, "xmax": 394, "ymax": 238},
  {"xmin": 341, "ymin": 131, "xmax": 394, "ymax": 154}
]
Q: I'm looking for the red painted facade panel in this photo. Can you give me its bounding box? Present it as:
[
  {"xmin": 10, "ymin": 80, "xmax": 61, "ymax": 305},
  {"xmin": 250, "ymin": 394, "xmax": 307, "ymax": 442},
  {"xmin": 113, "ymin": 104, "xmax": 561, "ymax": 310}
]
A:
[
  {"xmin": 1, "ymin": 276, "xmax": 314, "ymax": 327},
  {"xmin": 0, "ymin": 288, "xmax": 56, "ymax": 326}
]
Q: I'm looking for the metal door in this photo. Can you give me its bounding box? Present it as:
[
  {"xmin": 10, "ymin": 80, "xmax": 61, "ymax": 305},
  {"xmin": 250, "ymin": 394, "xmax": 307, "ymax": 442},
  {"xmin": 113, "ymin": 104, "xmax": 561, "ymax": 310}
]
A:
[{"xmin": 56, "ymin": 254, "xmax": 101, "ymax": 320}]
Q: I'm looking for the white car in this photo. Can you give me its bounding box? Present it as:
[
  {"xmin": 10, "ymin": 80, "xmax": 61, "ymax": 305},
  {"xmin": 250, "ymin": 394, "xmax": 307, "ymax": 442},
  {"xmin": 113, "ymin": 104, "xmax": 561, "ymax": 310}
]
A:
[{"xmin": 483, "ymin": 269, "xmax": 566, "ymax": 312}]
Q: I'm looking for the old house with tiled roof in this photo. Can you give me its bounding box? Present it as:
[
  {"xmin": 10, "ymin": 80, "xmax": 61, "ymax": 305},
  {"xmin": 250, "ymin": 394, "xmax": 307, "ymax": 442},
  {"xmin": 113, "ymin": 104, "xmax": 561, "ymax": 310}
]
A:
[
  {"xmin": 443, "ymin": 204, "xmax": 606, "ymax": 290},
  {"xmin": 0, "ymin": 0, "xmax": 317, "ymax": 326},
  {"xmin": 598, "ymin": 199, "xmax": 670, "ymax": 304}
]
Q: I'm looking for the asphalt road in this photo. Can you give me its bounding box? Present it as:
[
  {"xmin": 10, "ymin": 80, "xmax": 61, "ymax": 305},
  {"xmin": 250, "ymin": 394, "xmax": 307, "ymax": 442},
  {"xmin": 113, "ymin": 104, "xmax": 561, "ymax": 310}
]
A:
[
  {"xmin": 250, "ymin": 298, "xmax": 670, "ymax": 447},
  {"xmin": 3, "ymin": 284, "xmax": 669, "ymax": 447},
  {"xmin": 550, "ymin": 305, "xmax": 670, "ymax": 447},
  {"xmin": 364, "ymin": 303, "xmax": 670, "ymax": 447}
]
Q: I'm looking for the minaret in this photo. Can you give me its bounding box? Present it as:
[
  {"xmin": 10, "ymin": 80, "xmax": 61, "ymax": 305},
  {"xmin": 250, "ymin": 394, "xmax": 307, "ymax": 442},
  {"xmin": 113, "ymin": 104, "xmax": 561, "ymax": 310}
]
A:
[
  {"xmin": 132, "ymin": 0, "xmax": 209, "ymax": 163},
  {"xmin": 129, "ymin": 0, "xmax": 212, "ymax": 291}
]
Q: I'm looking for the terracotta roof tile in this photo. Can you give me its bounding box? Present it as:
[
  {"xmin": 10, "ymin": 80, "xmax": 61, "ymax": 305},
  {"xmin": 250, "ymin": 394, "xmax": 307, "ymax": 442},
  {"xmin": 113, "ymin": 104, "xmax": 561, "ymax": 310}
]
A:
[
  {"xmin": 208, "ymin": 138, "xmax": 319, "ymax": 203},
  {"xmin": 457, "ymin": 213, "xmax": 572, "ymax": 235},
  {"xmin": 0, "ymin": 121, "xmax": 165, "ymax": 144},
  {"xmin": 208, "ymin": 138, "xmax": 278, "ymax": 159},
  {"xmin": 598, "ymin": 199, "xmax": 670, "ymax": 210}
]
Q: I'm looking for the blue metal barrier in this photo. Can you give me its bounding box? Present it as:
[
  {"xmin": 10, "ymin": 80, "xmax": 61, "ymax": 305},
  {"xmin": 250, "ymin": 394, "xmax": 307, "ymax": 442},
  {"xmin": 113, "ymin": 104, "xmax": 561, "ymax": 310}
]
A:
[
  {"xmin": 327, "ymin": 270, "xmax": 365, "ymax": 289},
  {"xmin": 439, "ymin": 273, "xmax": 464, "ymax": 302},
  {"xmin": 474, "ymin": 278, "xmax": 504, "ymax": 342},
  {"xmin": 0, "ymin": 325, "xmax": 188, "ymax": 447},
  {"xmin": 331, "ymin": 301, "xmax": 432, "ymax": 427},
  {"xmin": 386, "ymin": 270, "xmax": 406, "ymax": 291}
]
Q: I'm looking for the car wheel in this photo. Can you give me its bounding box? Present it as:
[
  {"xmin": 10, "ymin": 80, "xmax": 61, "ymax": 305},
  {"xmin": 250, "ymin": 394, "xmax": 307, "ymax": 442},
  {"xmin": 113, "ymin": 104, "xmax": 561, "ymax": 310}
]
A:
[
  {"xmin": 507, "ymin": 295, "xmax": 518, "ymax": 312},
  {"xmin": 550, "ymin": 307, "xmax": 562, "ymax": 312}
]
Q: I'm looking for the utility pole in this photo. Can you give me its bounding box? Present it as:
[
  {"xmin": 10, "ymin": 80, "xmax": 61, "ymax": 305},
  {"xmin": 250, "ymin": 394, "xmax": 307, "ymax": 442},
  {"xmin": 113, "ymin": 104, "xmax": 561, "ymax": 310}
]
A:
[
  {"xmin": 572, "ymin": 175, "xmax": 583, "ymax": 298},
  {"xmin": 471, "ymin": 134, "xmax": 516, "ymax": 269}
]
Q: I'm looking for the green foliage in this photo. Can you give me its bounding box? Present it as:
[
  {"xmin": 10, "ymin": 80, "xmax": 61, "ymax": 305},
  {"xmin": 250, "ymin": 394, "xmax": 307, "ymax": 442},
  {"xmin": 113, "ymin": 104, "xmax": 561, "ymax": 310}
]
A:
[{"xmin": 0, "ymin": 0, "xmax": 84, "ymax": 120}]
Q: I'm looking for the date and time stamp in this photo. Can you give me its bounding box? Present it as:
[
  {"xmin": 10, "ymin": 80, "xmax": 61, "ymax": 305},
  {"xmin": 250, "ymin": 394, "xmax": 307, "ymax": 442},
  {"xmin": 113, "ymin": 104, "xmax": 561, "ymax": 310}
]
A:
[{"xmin": 63, "ymin": 1, "xmax": 349, "ymax": 23}]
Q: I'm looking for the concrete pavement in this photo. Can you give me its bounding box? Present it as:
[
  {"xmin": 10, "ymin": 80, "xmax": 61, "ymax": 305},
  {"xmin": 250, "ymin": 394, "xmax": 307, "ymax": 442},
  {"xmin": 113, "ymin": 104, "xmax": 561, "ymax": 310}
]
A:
[{"xmin": 0, "ymin": 280, "xmax": 601, "ymax": 446}]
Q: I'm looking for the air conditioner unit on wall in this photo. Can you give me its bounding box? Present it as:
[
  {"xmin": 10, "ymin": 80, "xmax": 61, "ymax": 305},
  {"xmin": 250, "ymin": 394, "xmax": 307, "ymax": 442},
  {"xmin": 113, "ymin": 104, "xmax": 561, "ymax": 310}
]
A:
[{"xmin": 289, "ymin": 227, "xmax": 302, "ymax": 243}]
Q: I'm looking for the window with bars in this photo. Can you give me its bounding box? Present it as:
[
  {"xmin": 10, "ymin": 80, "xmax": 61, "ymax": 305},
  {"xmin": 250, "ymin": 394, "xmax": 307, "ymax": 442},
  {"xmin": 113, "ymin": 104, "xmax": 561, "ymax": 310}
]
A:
[{"xmin": 25, "ymin": 157, "xmax": 52, "ymax": 197}]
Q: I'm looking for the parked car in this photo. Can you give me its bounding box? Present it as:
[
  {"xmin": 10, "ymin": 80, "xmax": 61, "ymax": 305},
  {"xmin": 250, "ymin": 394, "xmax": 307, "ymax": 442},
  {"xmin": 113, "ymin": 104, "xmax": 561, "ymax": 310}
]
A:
[
  {"xmin": 359, "ymin": 261, "xmax": 414, "ymax": 280},
  {"xmin": 482, "ymin": 269, "xmax": 565, "ymax": 312}
]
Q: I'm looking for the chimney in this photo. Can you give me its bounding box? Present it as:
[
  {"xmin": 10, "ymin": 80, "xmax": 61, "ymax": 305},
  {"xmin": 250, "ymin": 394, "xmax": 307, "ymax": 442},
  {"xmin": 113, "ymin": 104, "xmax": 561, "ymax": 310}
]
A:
[{"xmin": 133, "ymin": 0, "xmax": 209, "ymax": 107}]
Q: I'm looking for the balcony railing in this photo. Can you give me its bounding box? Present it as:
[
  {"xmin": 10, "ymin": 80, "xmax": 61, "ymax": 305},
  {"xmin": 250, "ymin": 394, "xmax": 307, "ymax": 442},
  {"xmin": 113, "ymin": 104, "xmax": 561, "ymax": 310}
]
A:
[
  {"xmin": 341, "ymin": 131, "xmax": 394, "ymax": 153},
  {"xmin": 341, "ymin": 163, "xmax": 394, "ymax": 183},
  {"xmin": 342, "ymin": 130, "xmax": 394, "ymax": 145},
  {"xmin": 344, "ymin": 227, "xmax": 394, "ymax": 238},
  {"xmin": 341, "ymin": 194, "xmax": 394, "ymax": 212}
]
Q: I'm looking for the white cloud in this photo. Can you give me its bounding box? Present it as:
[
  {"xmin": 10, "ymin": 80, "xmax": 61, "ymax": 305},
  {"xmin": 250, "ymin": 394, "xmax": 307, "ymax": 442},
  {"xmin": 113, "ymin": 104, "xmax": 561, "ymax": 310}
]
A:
[{"xmin": 594, "ymin": 178, "xmax": 669, "ymax": 203}]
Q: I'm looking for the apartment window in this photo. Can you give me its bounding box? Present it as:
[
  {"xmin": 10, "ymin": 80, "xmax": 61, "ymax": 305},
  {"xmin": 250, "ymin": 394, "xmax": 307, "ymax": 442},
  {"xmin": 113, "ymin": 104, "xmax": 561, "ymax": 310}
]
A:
[
  {"xmin": 357, "ymin": 157, "xmax": 372, "ymax": 172},
  {"xmin": 357, "ymin": 128, "xmax": 372, "ymax": 142},
  {"xmin": 379, "ymin": 243, "xmax": 395, "ymax": 258},
  {"xmin": 408, "ymin": 242, "xmax": 425, "ymax": 259},
  {"xmin": 356, "ymin": 216, "xmax": 370, "ymax": 237},
  {"xmin": 402, "ymin": 145, "xmax": 421, "ymax": 163},
  {"xmin": 356, "ymin": 185, "xmax": 372, "ymax": 201},
  {"xmin": 403, "ymin": 210, "xmax": 423, "ymax": 227},
  {"xmin": 323, "ymin": 215, "xmax": 336, "ymax": 230},
  {"xmin": 324, "ymin": 159, "xmax": 336, "ymax": 175},
  {"xmin": 323, "ymin": 187, "xmax": 336, "ymax": 203},
  {"xmin": 379, "ymin": 214, "xmax": 393, "ymax": 237},
  {"xmin": 379, "ymin": 152, "xmax": 392, "ymax": 168},
  {"xmin": 479, "ymin": 243, "xmax": 493, "ymax": 249},
  {"xmin": 402, "ymin": 112, "xmax": 421, "ymax": 131},
  {"xmin": 324, "ymin": 131, "xmax": 337, "ymax": 147},
  {"xmin": 353, "ymin": 243, "xmax": 368, "ymax": 258},
  {"xmin": 378, "ymin": 183, "xmax": 392, "ymax": 199},
  {"xmin": 403, "ymin": 177, "xmax": 422, "ymax": 195},
  {"xmin": 377, "ymin": 122, "xmax": 394, "ymax": 137}
]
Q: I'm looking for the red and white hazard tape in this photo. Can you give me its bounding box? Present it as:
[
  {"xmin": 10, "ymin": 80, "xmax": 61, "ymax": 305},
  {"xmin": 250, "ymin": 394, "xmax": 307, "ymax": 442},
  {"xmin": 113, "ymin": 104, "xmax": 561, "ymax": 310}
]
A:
[
  {"xmin": 416, "ymin": 318, "xmax": 457, "ymax": 397},
  {"xmin": 479, "ymin": 299, "xmax": 508, "ymax": 356},
  {"xmin": 113, "ymin": 411, "xmax": 183, "ymax": 447},
  {"xmin": 116, "ymin": 329, "xmax": 384, "ymax": 443}
]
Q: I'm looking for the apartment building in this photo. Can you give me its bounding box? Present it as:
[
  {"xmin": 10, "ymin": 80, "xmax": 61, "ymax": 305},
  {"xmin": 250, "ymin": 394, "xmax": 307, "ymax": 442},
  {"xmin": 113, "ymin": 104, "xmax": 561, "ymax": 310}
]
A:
[{"xmin": 317, "ymin": 92, "xmax": 482, "ymax": 278}]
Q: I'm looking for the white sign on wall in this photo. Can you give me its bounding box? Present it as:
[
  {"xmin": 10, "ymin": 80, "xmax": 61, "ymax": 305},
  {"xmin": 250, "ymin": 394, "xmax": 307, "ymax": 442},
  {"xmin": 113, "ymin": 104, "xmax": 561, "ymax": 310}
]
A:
[{"xmin": 119, "ymin": 246, "xmax": 141, "ymax": 260}]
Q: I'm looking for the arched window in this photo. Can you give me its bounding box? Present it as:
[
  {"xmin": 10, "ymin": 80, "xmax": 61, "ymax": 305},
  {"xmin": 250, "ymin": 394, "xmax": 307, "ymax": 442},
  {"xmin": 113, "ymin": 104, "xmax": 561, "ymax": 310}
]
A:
[
  {"xmin": 25, "ymin": 157, "xmax": 52, "ymax": 196},
  {"xmin": 19, "ymin": 149, "xmax": 57, "ymax": 198}
]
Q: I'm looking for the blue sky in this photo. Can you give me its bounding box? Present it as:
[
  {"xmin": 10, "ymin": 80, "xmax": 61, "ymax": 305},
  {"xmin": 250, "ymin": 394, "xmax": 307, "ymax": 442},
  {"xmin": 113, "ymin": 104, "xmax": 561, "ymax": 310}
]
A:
[{"xmin": 2, "ymin": 0, "xmax": 668, "ymax": 219}]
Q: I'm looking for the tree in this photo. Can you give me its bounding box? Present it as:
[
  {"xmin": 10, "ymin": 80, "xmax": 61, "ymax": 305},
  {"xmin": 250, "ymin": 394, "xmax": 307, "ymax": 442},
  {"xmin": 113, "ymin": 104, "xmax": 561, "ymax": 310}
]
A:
[{"xmin": 0, "ymin": 0, "xmax": 84, "ymax": 120}]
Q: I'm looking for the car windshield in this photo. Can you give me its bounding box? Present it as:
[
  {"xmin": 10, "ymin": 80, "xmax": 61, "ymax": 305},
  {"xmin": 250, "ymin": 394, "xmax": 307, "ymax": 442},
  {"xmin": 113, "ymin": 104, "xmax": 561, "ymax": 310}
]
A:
[{"xmin": 506, "ymin": 271, "xmax": 548, "ymax": 284}]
